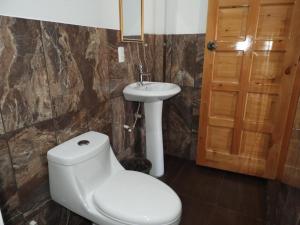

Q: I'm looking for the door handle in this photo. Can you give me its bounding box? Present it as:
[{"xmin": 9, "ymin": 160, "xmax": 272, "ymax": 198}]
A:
[{"xmin": 207, "ymin": 41, "xmax": 217, "ymax": 51}]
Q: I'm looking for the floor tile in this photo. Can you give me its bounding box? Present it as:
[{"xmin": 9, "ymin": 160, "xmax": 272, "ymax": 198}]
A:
[
  {"xmin": 217, "ymin": 172, "xmax": 267, "ymax": 220},
  {"xmin": 171, "ymin": 161, "xmax": 225, "ymax": 204},
  {"xmin": 161, "ymin": 155, "xmax": 187, "ymax": 183},
  {"xmin": 207, "ymin": 207, "xmax": 265, "ymax": 225},
  {"xmin": 179, "ymin": 195, "xmax": 215, "ymax": 225},
  {"xmin": 164, "ymin": 155, "xmax": 267, "ymax": 225}
]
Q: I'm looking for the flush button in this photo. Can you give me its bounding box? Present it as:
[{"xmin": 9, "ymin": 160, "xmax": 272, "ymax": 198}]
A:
[{"xmin": 78, "ymin": 140, "xmax": 90, "ymax": 146}]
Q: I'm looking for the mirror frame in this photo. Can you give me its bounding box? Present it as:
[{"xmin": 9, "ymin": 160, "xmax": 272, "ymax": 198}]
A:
[{"xmin": 119, "ymin": 0, "xmax": 144, "ymax": 42}]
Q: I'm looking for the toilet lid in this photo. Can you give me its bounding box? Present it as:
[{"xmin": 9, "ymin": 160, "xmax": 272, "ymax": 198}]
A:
[{"xmin": 93, "ymin": 171, "xmax": 182, "ymax": 225}]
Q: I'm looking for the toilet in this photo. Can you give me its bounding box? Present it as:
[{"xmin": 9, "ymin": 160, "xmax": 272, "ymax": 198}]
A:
[{"xmin": 47, "ymin": 131, "xmax": 182, "ymax": 225}]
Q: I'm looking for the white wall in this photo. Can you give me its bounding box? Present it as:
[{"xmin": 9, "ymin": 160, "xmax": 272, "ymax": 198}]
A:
[
  {"xmin": 0, "ymin": 0, "xmax": 120, "ymax": 30},
  {"xmin": 145, "ymin": 0, "xmax": 208, "ymax": 34},
  {"xmin": 165, "ymin": 0, "xmax": 208, "ymax": 34},
  {"xmin": 0, "ymin": 0, "xmax": 208, "ymax": 34}
]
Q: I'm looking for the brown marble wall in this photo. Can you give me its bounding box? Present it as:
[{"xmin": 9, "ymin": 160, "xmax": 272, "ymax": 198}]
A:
[
  {"xmin": 0, "ymin": 16, "xmax": 161, "ymax": 224},
  {"xmin": 282, "ymin": 97, "xmax": 300, "ymax": 188},
  {"xmin": 162, "ymin": 34, "xmax": 205, "ymax": 160}
]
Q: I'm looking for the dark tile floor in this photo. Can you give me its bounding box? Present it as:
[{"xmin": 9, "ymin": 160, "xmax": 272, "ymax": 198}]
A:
[{"xmin": 162, "ymin": 155, "xmax": 267, "ymax": 225}]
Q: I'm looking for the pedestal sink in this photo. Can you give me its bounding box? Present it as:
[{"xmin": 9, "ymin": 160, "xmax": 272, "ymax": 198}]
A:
[{"xmin": 123, "ymin": 82, "xmax": 181, "ymax": 177}]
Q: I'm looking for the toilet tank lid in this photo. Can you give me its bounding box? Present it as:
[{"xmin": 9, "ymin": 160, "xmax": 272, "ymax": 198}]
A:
[{"xmin": 47, "ymin": 131, "xmax": 110, "ymax": 166}]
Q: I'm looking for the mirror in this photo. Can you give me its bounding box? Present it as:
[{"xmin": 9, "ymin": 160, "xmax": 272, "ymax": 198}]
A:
[{"xmin": 119, "ymin": 0, "xmax": 144, "ymax": 42}]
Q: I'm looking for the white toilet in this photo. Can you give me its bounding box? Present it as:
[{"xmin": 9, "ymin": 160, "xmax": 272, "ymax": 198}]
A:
[{"xmin": 47, "ymin": 131, "xmax": 182, "ymax": 225}]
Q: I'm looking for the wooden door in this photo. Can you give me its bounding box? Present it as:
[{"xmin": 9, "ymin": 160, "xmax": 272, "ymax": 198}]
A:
[{"xmin": 197, "ymin": 0, "xmax": 300, "ymax": 178}]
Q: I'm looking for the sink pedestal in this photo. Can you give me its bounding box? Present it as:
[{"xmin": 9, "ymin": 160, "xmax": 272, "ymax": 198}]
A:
[
  {"xmin": 144, "ymin": 101, "xmax": 164, "ymax": 177},
  {"xmin": 123, "ymin": 82, "xmax": 181, "ymax": 177}
]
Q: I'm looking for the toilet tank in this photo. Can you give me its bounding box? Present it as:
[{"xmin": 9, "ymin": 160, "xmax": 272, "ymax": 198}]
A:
[{"xmin": 47, "ymin": 131, "xmax": 123, "ymax": 213}]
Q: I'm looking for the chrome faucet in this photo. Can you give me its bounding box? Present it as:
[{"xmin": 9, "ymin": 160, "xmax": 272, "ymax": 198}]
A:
[{"xmin": 138, "ymin": 64, "xmax": 151, "ymax": 86}]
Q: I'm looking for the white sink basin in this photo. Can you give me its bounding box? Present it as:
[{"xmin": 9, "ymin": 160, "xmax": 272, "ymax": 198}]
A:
[
  {"xmin": 123, "ymin": 82, "xmax": 181, "ymax": 103},
  {"xmin": 123, "ymin": 81, "xmax": 181, "ymax": 177}
]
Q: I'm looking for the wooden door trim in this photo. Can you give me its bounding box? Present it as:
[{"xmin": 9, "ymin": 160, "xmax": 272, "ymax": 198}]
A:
[{"xmin": 197, "ymin": 0, "xmax": 218, "ymax": 164}]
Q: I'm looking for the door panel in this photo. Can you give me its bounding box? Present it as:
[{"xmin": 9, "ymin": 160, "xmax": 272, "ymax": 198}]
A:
[
  {"xmin": 197, "ymin": 0, "xmax": 300, "ymax": 178},
  {"xmin": 207, "ymin": 126, "xmax": 234, "ymax": 153},
  {"xmin": 212, "ymin": 52, "xmax": 243, "ymax": 84},
  {"xmin": 217, "ymin": 7, "xmax": 249, "ymax": 41},
  {"xmin": 251, "ymin": 52, "xmax": 284, "ymax": 83},
  {"xmin": 210, "ymin": 91, "xmax": 238, "ymax": 118},
  {"xmin": 244, "ymin": 93, "xmax": 277, "ymax": 123},
  {"xmin": 256, "ymin": 4, "xmax": 293, "ymax": 40},
  {"xmin": 240, "ymin": 131, "xmax": 270, "ymax": 159}
]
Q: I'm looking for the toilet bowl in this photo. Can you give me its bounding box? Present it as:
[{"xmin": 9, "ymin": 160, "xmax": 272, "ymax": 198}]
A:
[{"xmin": 47, "ymin": 131, "xmax": 182, "ymax": 225}]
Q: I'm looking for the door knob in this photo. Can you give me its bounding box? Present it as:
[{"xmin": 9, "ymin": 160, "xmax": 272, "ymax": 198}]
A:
[{"xmin": 207, "ymin": 41, "xmax": 217, "ymax": 51}]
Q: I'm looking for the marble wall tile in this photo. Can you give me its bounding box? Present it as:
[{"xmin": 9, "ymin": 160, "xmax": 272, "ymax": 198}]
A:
[
  {"xmin": 110, "ymin": 97, "xmax": 139, "ymax": 159},
  {"xmin": 111, "ymin": 124, "xmax": 126, "ymax": 157},
  {"xmin": 124, "ymin": 36, "xmax": 159, "ymax": 83},
  {"xmin": 4, "ymin": 119, "xmax": 56, "ymax": 222},
  {"xmin": 26, "ymin": 201, "xmax": 68, "ymax": 225},
  {"xmin": 0, "ymin": 137, "xmax": 19, "ymax": 222},
  {"xmin": 84, "ymin": 28, "xmax": 110, "ymax": 104},
  {"xmin": 2, "ymin": 193, "xmax": 23, "ymax": 225},
  {"xmin": 7, "ymin": 119, "xmax": 56, "ymax": 188},
  {"xmin": 41, "ymin": 22, "xmax": 84, "ymax": 116},
  {"xmin": 19, "ymin": 180, "xmax": 50, "ymax": 218},
  {"xmin": 164, "ymin": 107, "xmax": 192, "ymax": 159},
  {"xmin": 142, "ymin": 36, "xmax": 154, "ymax": 72},
  {"xmin": 282, "ymin": 92, "xmax": 300, "ymax": 188},
  {"xmin": 106, "ymin": 29, "xmax": 137, "ymax": 85},
  {"xmin": 166, "ymin": 87, "xmax": 194, "ymax": 129},
  {"xmin": 54, "ymin": 110, "xmax": 89, "ymax": 144},
  {"xmin": 192, "ymin": 88, "xmax": 201, "ymax": 132},
  {"xmin": 190, "ymin": 133, "xmax": 199, "ymax": 160},
  {"xmin": 283, "ymin": 122, "xmax": 300, "ymax": 188},
  {"xmin": 106, "ymin": 33, "xmax": 130, "ymax": 80},
  {"xmin": 285, "ymin": 130, "xmax": 300, "ymax": 168},
  {"xmin": 41, "ymin": 22, "xmax": 111, "ymax": 117},
  {"xmin": 136, "ymin": 123, "xmax": 146, "ymax": 157},
  {"xmin": 0, "ymin": 18, "xmax": 53, "ymax": 132},
  {"xmin": 163, "ymin": 87, "xmax": 194, "ymax": 158},
  {"xmin": 165, "ymin": 34, "xmax": 205, "ymax": 88},
  {"xmin": 87, "ymin": 101, "xmax": 112, "ymax": 135},
  {"xmin": 22, "ymin": 200, "xmax": 91, "ymax": 225},
  {"xmin": 151, "ymin": 35, "xmax": 165, "ymax": 82},
  {"xmin": 163, "ymin": 34, "xmax": 205, "ymax": 159},
  {"xmin": 0, "ymin": 138, "xmax": 16, "ymax": 195},
  {"xmin": 283, "ymin": 167, "xmax": 300, "ymax": 189},
  {"xmin": 109, "ymin": 79, "xmax": 129, "ymax": 98},
  {"xmin": 111, "ymin": 97, "xmax": 126, "ymax": 125},
  {"xmin": 165, "ymin": 36, "xmax": 173, "ymax": 85},
  {"xmin": 0, "ymin": 116, "xmax": 5, "ymax": 134}
]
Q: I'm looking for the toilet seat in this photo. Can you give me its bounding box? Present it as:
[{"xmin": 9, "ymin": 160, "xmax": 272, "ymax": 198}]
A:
[{"xmin": 93, "ymin": 170, "xmax": 182, "ymax": 225}]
